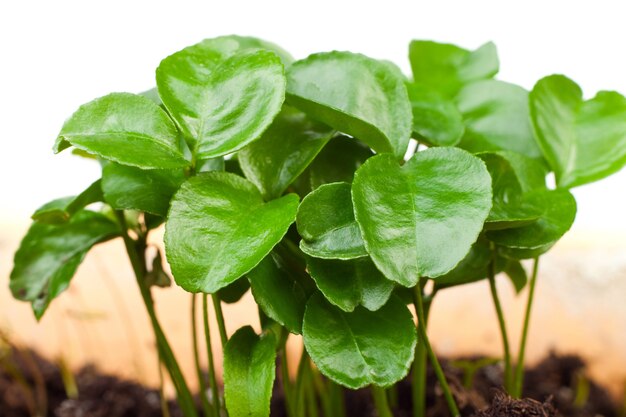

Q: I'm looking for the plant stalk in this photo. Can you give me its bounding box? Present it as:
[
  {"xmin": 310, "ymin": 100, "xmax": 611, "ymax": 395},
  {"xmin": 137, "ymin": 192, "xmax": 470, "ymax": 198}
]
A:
[
  {"xmin": 412, "ymin": 285, "xmax": 436, "ymax": 417},
  {"xmin": 192, "ymin": 294, "xmax": 213, "ymax": 417},
  {"xmin": 211, "ymin": 293, "xmax": 228, "ymax": 348},
  {"xmin": 487, "ymin": 256, "xmax": 513, "ymax": 392},
  {"xmin": 371, "ymin": 385, "xmax": 394, "ymax": 417},
  {"xmin": 203, "ymin": 294, "xmax": 221, "ymax": 417}
]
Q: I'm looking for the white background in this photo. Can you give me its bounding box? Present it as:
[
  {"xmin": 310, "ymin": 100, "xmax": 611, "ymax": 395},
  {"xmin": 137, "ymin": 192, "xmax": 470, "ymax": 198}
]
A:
[{"xmin": 1, "ymin": 0, "xmax": 625, "ymax": 234}]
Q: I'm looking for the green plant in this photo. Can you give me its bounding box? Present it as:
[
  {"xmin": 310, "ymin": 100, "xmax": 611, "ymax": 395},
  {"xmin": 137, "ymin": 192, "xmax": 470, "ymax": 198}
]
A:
[{"xmin": 9, "ymin": 35, "xmax": 626, "ymax": 417}]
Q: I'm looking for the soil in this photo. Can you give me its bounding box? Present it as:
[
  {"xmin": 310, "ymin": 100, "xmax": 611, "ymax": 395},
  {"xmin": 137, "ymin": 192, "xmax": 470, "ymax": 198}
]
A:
[{"xmin": 0, "ymin": 347, "xmax": 620, "ymax": 417}]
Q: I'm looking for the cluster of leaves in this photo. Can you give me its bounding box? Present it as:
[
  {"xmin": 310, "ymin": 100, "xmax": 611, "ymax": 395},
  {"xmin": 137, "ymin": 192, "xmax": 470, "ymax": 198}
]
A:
[{"xmin": 10, "ymin": 35, "xmax": 626, "ymax": 417}]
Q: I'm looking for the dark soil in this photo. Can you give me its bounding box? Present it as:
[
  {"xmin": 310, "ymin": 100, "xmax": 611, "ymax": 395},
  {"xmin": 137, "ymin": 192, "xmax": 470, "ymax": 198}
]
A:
[{"xmin": 0, "ymin": 347, "xmax": 620, "ymax": 417}]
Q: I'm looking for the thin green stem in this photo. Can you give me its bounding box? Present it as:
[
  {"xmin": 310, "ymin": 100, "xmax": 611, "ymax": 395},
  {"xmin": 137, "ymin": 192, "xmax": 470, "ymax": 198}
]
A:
[
  {"xmin": 211, "ymin": 293, "xmax": 228, "ymax": 348},
  {"xmin": 280, "ymin": 341, "xmax": 296, "ymax": 417},
  {"xmin": 371, "ymin": 386, "xmax": 393, "ymax": 417},
  {"xmin": 487, "ymin": 255, "xmax": 513, "ymax": 392},
  {"xmin": 412, "ymin": 286, "xmax": 436, "ymax": 417},
  {"xmin": 157, "ymin": 351, "xmax": 172, "ymax": 417},
  {"xmin": 413, "ymin": 284, "xmax": 459, "ymax": 417},
  {"xmin": 192, "ymin": 294, "xmax": 213, "ymax": 417},
  {"xmin": 203, "ymin": 294, "xmax": 221, "ymax": 416},
  {"xmin": 513, "ymin": 257, "xmax": 540, "ymax": 398}
]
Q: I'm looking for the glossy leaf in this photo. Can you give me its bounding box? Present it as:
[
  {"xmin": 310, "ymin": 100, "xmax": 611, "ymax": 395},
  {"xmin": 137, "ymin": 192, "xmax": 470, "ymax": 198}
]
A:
[
  {"xmin": 456, "ymin": 80, "xmax": 543, "ymax": 159},
  {"xmin": 156, "ymin": 38, "xmax": 286, "ymax": 159},
  {"xmin": 239, "ymin": 106, "xmax": 335, "ymax": 200},
  {"xmin": 409, "ymin": 40, "xmax": 498, "ymax": 97},
  {"xmin": 352, "ymin": 148, "xmax": 492, "ymax": 286},
  {"xmin": 406, "ymin": 83, "xmax": 464, "ymax": 147},
  {"xmin": 306, "ymin": 256, "xmax": 394, "ymax": 312},
  {"xmin": 434, "ymin": 236, "xmax": 492, "ymax": 288},
  {"xmin": 54, "ymin": 93, "xmax": 188, "ymax": 169},
  {"xmin": 10, "ymin": 211, "xmax": 119, "ymax": 319},
  {"xmin": 101, "ymin": 163, "xmax": 185, "ymax": 217},
  {"xmin": 217, "ymin": 278, "xmax": 250, "ymax": 304},
  {"xmin": 165, "ymin": 172, "xmax": 299, "ymax": 293},
  {"xmin": 224, "ymin": 326, "xmax": 277, "ymax": 417},
  {"xmin": 297, "ymin": 182, "xmax": 366, "ymax": 260},
  {"xmin": 530, "ymin": 75, "xmax": 626, "ymax": 188},
  {"xmin": 286, "ymin": 51, "xmax": 412, "ymax": 158},
  {"xmin": 303, "ymin": 293, "xmax": 416, "ymax": 389},
  {"xmin": 248, "ymin": 253, "xmax": 308, "ymax": 334},
  {"xmin": 32, "ymin": 180, "xmax": 103, "ymax": 225}
]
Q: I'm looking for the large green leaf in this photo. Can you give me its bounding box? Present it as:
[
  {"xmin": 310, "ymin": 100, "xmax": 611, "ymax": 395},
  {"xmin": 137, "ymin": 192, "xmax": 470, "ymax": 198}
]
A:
[
  {"xmin": 248, "ymin": 253, "xmax": 308, "ymax": 334},
  {"xmin": 286, "ymin": 51, "xmax": 412, "ymax": 158},
  {"xmin": 303, "ymin": 293, "xmax": 416, "ymax": 389},
  {"xmin": 165, "ymin": 172, "xmax": 299, "ymax": 293},
  {"xmin": 352, "ymin": 148, "xmax": 492, "ymax": 286},
  {"xmin": 456, "ymin": 80, "xmax": 543, "ymax": 159},
  {"xmin": 297, "ymin": 182, "xmax": 366, "ymax": 260},
  {"xmin": 10, "ymin": 210, "xmax": 119, "ymax": 319},
  {"xmin": 239, "ymin": 106, "xmax": 335, "ymax": 200},
  {"xmin": 54, "ymin": 93, "xmax": 188, "ymax": 169},
  {"xmin": 101, "ymin": 163, "xmax": 185, "ymax": 217},
  {"xmin": 156, "ymin": 38, "xmax": 286, "ymax": 159},
  {"xmin": 32, "ymin": 180, "xmax": 103, "ymax": 225},
  {"xmin": 224, "ymin": 326, "xmax": 277, "ymax": 417},
  {"xmin": 530, "ymin": 75, "xmax": 626, "ymax": 188},
  {"xmin": 306, "ymin": 256, "xmax": 394, "ymax": 312},
  {"xmin": 409, "ymin": 40, "xmax": 498, "ymax": 97}
]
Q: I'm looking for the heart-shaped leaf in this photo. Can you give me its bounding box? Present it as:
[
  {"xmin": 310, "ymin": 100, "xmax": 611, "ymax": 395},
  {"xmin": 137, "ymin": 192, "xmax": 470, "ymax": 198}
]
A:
[
  {"xmin": 352, "ymin": 148, "xmax": 492, "ymax": 286},
  {"xmin": 10, "ymin": 210, "xmax": 119, "ymax": 319},
  {"xmin": 286, "ymin": 51, "xmax": 412, "ymax": 158},
  {"xmin": 306, "ymin": 256, "xmax": 394, "ymax": 312},
  {"xmin": 32, "ymin": 180, "xmax": 103, "ymax": 225},
  {"xmin": 55, "ymin": 93, "xmax": 188, "ymax": 169},
  {"xmin": 297, "ymin": 182, "xmax": 366, "ymax": 260},
  {"xmin": 165, "ymin": 172, "xmax": 299, "ymax": 293},
  {"xmin": 303, "ymin": 293, "xmax": 416, "ymax": 389},
  {"xmin": 530, "ymin": 74, "xmax": 626, "ymax": 188},
  {"xmin": 224, "ymin": 326, "xmax": 277, "ymax": 417},
  {"xmin": 156, "ymin": 38, "xmax": 286, "ymax": 159},
  {"xmin": 239, "ymin": 106, "xmax": 335, "ymax": 200},
  {"xmin": 456, "ymin": 80, "xmax": 543, "ymax": 159}
]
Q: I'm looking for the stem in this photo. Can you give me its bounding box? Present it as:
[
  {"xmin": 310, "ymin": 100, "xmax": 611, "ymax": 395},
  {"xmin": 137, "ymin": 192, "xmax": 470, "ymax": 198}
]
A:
[
  {"xmin": 371, "ymin": 386, "xmax": 393, "ymax": 417},
  {"xmin": 115, "ymin": 211, "xmax": 198, "ymax": 417},
  {"xmin": 203, "ymin": 294, "xmax": 221, "ymax": 416},
  {"xmin": 413, "ymin": 284, "xmax": 459, "ymax": 417},
  {"xmin": 157, "ymin": 352, "xmax": 172, "ymax": 417},
  {"xmin": 513, "ymin": 257, "xmax": 540, "ymax": 398},
  {"xmin": 211, "ymin": 293, "xmax": 228, "ymax": 347},
  {"xmin": 192, "ymin": 294, "xmax": 213, "ymax": 417},
  {"xmin": 412, "ymin": 286, "xmax": 436, "ymax": 417},
  {"xmin": 487, "ymin": 255, "xmax": 513, "ymax": 392},
  {"xmin": 280, "ymin": 339, "xmax": 296, "ymax": 417}
]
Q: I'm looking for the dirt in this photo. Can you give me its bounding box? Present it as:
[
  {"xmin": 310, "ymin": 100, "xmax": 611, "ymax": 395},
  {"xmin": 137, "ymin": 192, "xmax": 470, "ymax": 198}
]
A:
[{"xmin": 0, "ymin": 347, "xmax": 620, "ymax": 417}]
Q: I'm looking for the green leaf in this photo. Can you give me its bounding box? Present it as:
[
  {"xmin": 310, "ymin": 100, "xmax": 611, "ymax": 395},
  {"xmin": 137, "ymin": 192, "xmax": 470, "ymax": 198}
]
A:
[
  {"xmin": 456, "ymin": 80, "xmax": 543, "ymax": 159},
  {"xmin": 10, "ymin": 210, "xmax": 119, "ymax": 319},
  {"xmin": 303, "ymin": 293, "xmax": 416, "ymax": 389},
  {"xmin": 224, "ymin": 326, "xmax": 277, "ymax": 417},
  {"xmin": 145, "ymin": 249, "xmax": 172, "ymax": 288},
  {"xmin": 239, "ymin": 105, "xmax": 335, "ymax": 200},
  {"xmin": 409, "ymin": 40, "xmax": 498, "ymax": 97},
  {"xmin": 406, "ymin": 83, "xmax": 464, "ymax": 147},
  {"xmin": 165, "ymin": 172, "xmax": 299, "ymax": 293},
  {"xmin": 217, "ymin": 278, "xmax": 250, "ymax": 304},
  {"xmin": 297, "ymin": 182, "xmax": 366, "ymax": 260},
  {"xmin": 32, "ymin": 180, "xmax": 103, "ymax": 225},
  {"xmin": 530, "ymin": 75, "xmax": 626, "ymax": 188},
  {"xmin": 101, "ymin": 163, "xmax": 185, "ymax": 217},
  {"xmin": 352, "ymin": 148, "xmax": 492, "ymax": 286},
  {"xmin": 248, "ymin": 253, "xmax": 308, "ymax": 334},
  {"xmin": 286, "ymin": 51, "xmax": 412, "ymax": 158},
  {"xmin": 487, "ymin": 189, "xmax": 577, "ymax": 259},
  {"xmin": 504, "ymin": 260, "xmax": 527, "ymax": 293},
  {"xmin": 434, "ymin": 236, "xmax": 492, "ymax": 288},
  {"xmin": 54, "ymin": 93, "xmax": 189, "ymax": 169},
  {"xmin": 156, "ymin": 38, "xmax": 286, "ymax": 159},
  {"xmin": 306, "ymin": 256, "xmax": 394, "ymax": 312}
]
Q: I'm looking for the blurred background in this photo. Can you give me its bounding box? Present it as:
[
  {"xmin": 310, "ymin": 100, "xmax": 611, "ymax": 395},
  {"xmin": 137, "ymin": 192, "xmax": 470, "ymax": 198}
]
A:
[{"xmin": 1, "ymin": 0, "xmax": 625, "ymax": 396}]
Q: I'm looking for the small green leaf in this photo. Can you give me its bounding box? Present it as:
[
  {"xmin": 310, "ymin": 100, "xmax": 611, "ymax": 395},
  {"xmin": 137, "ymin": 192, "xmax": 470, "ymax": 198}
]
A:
[
  {"xmin": 352, "ymin": 148, "xmax": 492, "ymax": 286},
  {"xmin": 145, "ymin": 249, "xmax": 172, "ymax": 288},
  {"xmin": 156, "ymin": 38, "xmax": 286, "ymax": 159},
  {"xmin": 530, "ymin": 74, "xmax": 626, "ymax": 188},
  {"xmin": 286, "ymin": 51, "xmax": 412, "ymax": 158},
  {"xmin": 165, "ymin": 172, "xmax": 299, "ymax": 293},
  {"xmin": 101, "ymin": 163, "xmax": 185, "ymax": 217},
  {"xmin": 306, "ymin": 256, "xmax": 394, "ymax": 312},
  {"xmin": 224, "ymin": 326, "xmax": 277, "ymax": 417},
  {"xmin": 217, "ymin": 278, "xmax": 250, "ymax": 304},
  {"xmin": 239, "ymin": 106, "xmax": 335, "ymax": 200},
  {"xmin": 504, "ymin": 260, "xmax": 527, "ymax": 293},
  {"xmin": 10, "ymin": 210, "xmax": 119, "ymax": 319},
  {"xmin": 55, "ymin": 93, "xmax": 188, "ymax": 169},
  {"xmin": 248, "ymin": 253, "xmax": 308, "ymax": 334},
  {"xmin": 456, "ymin": 80, "xmax": 543, "ymax": 159},
  {"xmin": 303, "ymin": 293, "xmax": 416, "ymax": 389},
  {"xmin": 409, "ymin": 40, "xmax": 498, "ymax": 97},
  {"xmin": 32, "ymin": 180, "xmax": 103, "ymax": 225}
]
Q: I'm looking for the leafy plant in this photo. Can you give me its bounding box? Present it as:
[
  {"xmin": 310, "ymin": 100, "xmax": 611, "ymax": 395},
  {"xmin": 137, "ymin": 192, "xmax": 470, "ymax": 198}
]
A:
[{"xmin": 10, "ymin": 35, "xmax": 626, "ymax": 417}]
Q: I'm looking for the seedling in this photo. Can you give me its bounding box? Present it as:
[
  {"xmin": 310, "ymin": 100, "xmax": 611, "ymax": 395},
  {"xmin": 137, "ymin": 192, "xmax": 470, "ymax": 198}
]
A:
[{"xmin": 10, "ymin": 35, "xmax": 626, "ymax": 417}]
